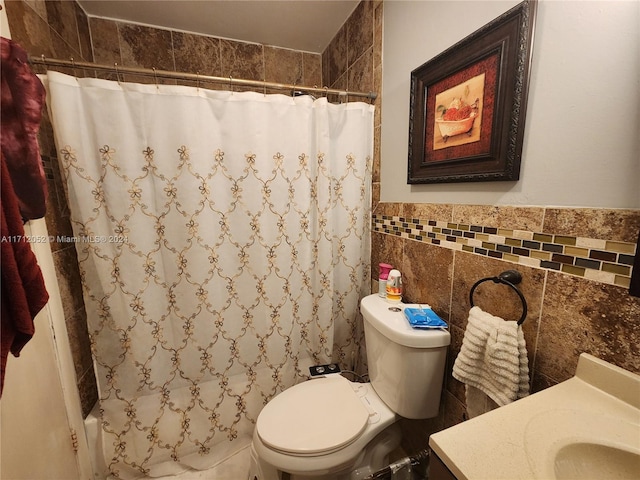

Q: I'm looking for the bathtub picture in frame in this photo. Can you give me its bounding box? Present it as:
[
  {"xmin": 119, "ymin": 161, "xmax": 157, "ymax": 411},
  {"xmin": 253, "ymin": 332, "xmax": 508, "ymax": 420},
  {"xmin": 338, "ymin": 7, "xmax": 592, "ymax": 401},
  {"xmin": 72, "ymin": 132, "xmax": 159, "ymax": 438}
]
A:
[
  {"xmin": 433, "ymin": 73, "xmax": 485, "ymax": 151},
  {"xmin": 408, "ymin": 0, "xmax": 537, "ymax": 184}
]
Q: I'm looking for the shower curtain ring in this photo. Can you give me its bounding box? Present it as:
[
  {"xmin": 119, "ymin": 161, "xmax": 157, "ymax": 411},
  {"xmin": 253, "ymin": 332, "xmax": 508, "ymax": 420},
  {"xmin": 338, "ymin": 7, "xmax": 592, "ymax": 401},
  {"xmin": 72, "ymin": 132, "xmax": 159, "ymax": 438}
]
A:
[
  {"xmin": 70, "ymin": 57, "xmax": 77, "ymax": 77},
  {"xmin": 196, "ymin": 71, "xmax": 200, "ymax": 91},
  {"xmin": 114, "ymin": 62, "xmax": 121, "ymax": 84},
  {"xmin": 229, "ymin": 76, "xmax": 233, "ymax": 93},
  {"xmin": 264, "ymin": 79, "xmax": 267, "ymax": 97}
]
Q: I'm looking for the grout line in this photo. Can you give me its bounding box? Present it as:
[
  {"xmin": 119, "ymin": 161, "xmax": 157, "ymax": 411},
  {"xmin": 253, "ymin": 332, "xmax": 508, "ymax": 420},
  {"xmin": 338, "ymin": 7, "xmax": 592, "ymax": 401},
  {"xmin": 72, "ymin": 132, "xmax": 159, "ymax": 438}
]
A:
[
  {"xmin": 448, "ymin": 249, "xmax": 457, "ymax": 323},
  {"xmin": 530, "ymin": 268, "xmax": 549, "ymax": 386}
]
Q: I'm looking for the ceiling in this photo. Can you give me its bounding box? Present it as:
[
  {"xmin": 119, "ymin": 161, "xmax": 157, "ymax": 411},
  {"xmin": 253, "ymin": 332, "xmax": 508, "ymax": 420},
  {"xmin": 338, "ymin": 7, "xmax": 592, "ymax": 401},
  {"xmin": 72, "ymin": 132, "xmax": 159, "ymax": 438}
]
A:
[{"xmin": 77, "ymin": 0, "xmax": 360, "ymax": 53}]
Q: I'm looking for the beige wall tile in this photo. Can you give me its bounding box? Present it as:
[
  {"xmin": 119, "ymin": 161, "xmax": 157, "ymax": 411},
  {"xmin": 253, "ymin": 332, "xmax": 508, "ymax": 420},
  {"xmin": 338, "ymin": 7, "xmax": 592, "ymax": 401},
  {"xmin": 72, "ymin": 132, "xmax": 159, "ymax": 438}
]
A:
[
  {"xmin": 347, "ymin": 0, "xmax": 374, "ymax": 65},
  {"xmin": 75, "ymin": 3, "xmax": 92, "ymax": 61},
  {"xmin": 118, "ymin": 23, "xmax": 174, "ymax": 71},
  {"xmin": 373, "ymin": 202, "xmax": 402, "ymax": 217},
  {"xmin": 324, "ymin": 24, "xmax": 348, "ymax": 87},
  {"xmin": 172, "ymin": 32, "xmax": 221, "ymax": 77},
  {"xmin": 543, "ymin": 208, "xmax": 640, "ymax": 243},
  {"xmin": 220, "ymin": 39, "xmax": 264, "ymax": 82},
  {"xmin": 445, "ymin": 325, "xmax": 466, "ymax": 405},
  {"xmin": 88, "ymin": 17, "xmax": 121, "ymax": 66},
  {"xmin": 453, "ymin": 204, "xmax": 545, "ymax": 231},
  {"xmin": 403, "ymin": 203, "xmax": 454, "ymax": 222},
  {"xmin": 402, "ymin": 239, "xmax": 454, "ymax": 316},
  {"xmin": 347, "ymin": 47, "xmax": 373, "ymax": 97},
  {"xmin": 45, "ymin": 0, "xmax": 79, "ymax": 54},
  {"xmin": 371, "ymin": 231, "xmax": 403, "ymax": 281},
  {"xmin": 4, "ymin": 0, "xmax": 53, "ymax": 56},
  {"xmin": 302, "ymin": 52, "xmax": 322, "ymax": 87},
  {"xmin": 536, "ymin": 272, "xmax": 640, "ymax": 382},
  {"xmin": 265, "ymin": 46, "xmax": 303, "ymax": 85}
]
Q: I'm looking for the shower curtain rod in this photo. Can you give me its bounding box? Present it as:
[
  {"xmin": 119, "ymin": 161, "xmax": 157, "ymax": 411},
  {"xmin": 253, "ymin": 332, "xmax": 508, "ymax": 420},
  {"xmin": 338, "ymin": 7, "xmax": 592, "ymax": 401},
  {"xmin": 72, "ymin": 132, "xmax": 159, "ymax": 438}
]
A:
[{"xmin": 29, "ymin": 56, "xmax": 377, "ymax": 101}]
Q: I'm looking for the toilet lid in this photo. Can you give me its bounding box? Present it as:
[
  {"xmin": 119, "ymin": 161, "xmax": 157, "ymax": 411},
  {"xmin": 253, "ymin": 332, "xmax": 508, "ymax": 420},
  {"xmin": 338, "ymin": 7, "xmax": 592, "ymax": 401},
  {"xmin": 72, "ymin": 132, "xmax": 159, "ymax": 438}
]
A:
[{"xmin": 256, "ymin": 376, "xmax": 370, "ymax": 455}]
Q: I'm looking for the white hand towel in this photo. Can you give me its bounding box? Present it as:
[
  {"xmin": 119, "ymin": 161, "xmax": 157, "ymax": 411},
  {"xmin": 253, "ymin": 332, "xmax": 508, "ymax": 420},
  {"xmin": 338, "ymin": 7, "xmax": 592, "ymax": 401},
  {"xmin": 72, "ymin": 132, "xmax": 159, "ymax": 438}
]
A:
[{"xmin": 453, "ymin": 306, "xmax": 529, "ymax": 417}]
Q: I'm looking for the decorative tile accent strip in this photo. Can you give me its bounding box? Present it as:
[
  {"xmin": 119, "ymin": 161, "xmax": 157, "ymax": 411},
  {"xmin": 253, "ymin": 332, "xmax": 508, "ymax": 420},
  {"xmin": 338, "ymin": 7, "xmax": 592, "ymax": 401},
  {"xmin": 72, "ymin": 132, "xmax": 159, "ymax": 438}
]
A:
[{"xmin": 373, "ymin": 214, "xmax": 637, "ymax": 288}]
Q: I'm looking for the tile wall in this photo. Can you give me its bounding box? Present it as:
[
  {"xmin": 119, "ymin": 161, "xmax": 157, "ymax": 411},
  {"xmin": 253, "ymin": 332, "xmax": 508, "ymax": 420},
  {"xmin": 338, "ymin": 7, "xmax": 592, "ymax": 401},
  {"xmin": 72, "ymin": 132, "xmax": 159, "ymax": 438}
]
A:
[
  {"xmin": 371, "ymin": 202, "xmax": 640, "ymax": 453},
  {"xmin": 333, "ymin": 1, "xmax": 640, "ymax": 456},
  {"xmin": 323, "ymin": 0, "xmax": 382, "ymax": 179},
  {"xmin": 374, "ymin": 209, "xmax": 638, "ymax": 290}
]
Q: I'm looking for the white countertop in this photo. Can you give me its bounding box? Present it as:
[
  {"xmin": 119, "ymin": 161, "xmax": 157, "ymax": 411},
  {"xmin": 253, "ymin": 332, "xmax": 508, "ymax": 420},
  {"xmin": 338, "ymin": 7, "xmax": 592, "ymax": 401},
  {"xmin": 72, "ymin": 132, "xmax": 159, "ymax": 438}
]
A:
[{"xmin": 429, "ymin": 354, "xmax": 640, "ymax": 480}]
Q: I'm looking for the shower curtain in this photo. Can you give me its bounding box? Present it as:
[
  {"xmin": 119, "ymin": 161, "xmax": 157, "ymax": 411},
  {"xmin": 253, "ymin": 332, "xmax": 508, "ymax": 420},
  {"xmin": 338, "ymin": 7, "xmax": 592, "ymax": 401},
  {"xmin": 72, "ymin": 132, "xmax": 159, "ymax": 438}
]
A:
[{"xmin": 43, "ymin": 71, "xmax": 373, "ymax": 478}]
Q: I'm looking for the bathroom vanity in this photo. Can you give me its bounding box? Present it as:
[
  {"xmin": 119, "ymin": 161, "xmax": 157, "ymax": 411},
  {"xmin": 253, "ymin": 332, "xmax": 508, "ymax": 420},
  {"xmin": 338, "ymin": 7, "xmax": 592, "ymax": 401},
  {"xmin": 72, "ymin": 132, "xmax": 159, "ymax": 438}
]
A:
[
  {"xmin": 428, "ymin": 353, "xmax": 640, "ymax": 480},
  {"xmin": 428, "ymin": 452, "xmax": 457, "ymax": 480}
]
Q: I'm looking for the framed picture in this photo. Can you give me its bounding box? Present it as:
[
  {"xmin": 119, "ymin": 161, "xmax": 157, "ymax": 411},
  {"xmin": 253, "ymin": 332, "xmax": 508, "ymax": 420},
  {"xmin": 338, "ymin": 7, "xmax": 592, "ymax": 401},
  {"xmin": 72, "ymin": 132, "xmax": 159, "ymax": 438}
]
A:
[{"xmin": 408, "ymin": 0, "xmax": 537, "ymax": 184}]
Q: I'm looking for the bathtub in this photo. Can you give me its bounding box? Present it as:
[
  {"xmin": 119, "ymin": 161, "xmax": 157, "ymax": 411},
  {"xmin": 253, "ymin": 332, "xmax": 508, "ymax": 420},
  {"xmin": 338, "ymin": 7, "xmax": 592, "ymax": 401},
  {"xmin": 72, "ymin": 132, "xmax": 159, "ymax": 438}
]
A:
[
  {"xmin": 84, "ymin": 404, "xmax": 109, "ymax": 480},
  {"xmin": 82, "ymin": 364, "xmax": 317, "ymax": 478},
  {"xmin": 84, "ymin": 403, "xmax": 252, "ymax": 479}
]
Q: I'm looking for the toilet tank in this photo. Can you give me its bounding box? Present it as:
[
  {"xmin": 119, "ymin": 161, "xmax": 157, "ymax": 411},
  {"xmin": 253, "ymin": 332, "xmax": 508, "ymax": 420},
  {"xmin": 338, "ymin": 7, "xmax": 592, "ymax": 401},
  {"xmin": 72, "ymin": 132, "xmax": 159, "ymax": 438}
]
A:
[{"xmin": 360, "ymin": 294, "xmax": 450, "ymax": 419}]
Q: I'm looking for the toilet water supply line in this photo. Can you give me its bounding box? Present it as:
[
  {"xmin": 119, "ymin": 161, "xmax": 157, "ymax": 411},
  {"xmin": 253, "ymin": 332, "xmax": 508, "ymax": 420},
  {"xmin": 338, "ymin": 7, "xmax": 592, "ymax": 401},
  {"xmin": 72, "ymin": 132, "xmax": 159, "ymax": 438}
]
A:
[{"xmin": 365, "ymin": 449, "xmax": 430, "ymax": 479}]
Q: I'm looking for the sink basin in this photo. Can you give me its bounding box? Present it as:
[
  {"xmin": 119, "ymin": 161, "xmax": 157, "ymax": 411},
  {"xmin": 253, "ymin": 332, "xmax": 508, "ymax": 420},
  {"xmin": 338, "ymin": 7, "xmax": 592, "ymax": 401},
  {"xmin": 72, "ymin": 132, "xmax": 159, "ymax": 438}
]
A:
[
  {"xmin": 524, "ymin": 408, "xmax": 640, "ymax": 479},
  {"xmin": 554, "ymin": 442, "xmax": 640, "ymax": 479},
  {"xmin": 430, "ymin": 354, "xmax": 640, "ymax": 480}
]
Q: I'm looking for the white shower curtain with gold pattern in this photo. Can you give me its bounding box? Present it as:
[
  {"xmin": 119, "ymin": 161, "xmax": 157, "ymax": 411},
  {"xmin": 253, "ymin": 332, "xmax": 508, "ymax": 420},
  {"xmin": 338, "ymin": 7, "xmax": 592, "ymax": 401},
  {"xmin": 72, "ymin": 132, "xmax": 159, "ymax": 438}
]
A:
[{"xmin": 44, "ymin": 71, "xmax": 372, "ymax": 478}]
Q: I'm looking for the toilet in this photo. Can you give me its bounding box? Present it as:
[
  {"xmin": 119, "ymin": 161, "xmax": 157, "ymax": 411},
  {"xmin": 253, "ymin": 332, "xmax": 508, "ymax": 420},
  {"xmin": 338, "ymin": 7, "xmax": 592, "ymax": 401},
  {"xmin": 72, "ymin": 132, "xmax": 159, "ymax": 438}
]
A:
[{"xmin": 248, "ymin": 294, "xmax": 450, "ymax": 480}]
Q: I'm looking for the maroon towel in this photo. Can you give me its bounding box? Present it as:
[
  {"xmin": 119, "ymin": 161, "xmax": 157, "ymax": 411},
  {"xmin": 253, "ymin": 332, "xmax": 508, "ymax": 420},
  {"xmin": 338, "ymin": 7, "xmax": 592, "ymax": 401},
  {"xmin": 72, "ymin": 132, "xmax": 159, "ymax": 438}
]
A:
[
  {"xmin": 1, "ymin": 36, "xmax": 50, "ymax": 395},
  {"xmin": 1, "ymin": 36, "xmax": 47, "ymax": 220},
  {"xmin": 1, "ymin": 153, "xmax": 49, "ymax": 395}
]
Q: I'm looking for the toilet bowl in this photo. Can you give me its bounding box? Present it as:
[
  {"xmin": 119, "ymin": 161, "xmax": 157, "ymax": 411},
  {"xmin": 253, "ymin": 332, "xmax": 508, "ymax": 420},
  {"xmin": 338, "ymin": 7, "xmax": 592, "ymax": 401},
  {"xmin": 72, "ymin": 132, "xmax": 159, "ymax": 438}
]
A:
[
  {"xmin": 249, "ymin": 375, "xmax": 400, "ymax": 479},
  {"xmin": 249, "ymin": 294, "xmax": 451, "ymax": 480}
]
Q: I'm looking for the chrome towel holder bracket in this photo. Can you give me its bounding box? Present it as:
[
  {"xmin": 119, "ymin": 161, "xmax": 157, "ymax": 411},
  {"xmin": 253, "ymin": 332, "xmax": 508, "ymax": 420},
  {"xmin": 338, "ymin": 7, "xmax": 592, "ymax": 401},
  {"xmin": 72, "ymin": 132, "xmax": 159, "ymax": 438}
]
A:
[{"xmin": 469, "ymin": 269, "xmax": 528, "ymax": 325}]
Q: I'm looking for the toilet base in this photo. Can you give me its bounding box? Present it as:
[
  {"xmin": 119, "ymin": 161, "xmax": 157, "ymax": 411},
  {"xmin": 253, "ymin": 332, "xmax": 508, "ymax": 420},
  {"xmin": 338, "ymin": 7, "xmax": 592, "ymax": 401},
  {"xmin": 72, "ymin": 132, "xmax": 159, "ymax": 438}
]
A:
[{"xmin": 248, "ymin": 422, "xmax": 402, "ymax": 480}]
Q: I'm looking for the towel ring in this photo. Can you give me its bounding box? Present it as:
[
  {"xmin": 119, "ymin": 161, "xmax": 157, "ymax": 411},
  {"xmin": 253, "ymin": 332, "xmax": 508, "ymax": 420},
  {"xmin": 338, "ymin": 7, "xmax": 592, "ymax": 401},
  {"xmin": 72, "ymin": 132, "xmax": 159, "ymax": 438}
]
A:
[{"xmin": 469, "ymin": 270, "xmax": 528, "ymax": 325}]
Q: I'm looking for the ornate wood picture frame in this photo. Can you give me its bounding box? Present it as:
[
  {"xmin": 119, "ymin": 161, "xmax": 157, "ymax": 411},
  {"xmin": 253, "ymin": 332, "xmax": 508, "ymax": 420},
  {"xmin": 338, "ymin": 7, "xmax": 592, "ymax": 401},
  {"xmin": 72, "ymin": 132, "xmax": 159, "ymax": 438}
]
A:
[{"xmin": 408, "ymin": 0, "xmax": 537, "ymax": 184}]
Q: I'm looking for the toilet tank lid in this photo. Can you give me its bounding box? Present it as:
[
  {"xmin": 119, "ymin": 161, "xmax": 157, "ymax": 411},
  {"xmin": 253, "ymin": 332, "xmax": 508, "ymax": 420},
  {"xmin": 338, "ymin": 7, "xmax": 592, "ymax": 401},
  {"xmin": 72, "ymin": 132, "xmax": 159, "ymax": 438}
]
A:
[{"xmin": 360, "ymin": 295, "xmax": 451, "ymax": 348}]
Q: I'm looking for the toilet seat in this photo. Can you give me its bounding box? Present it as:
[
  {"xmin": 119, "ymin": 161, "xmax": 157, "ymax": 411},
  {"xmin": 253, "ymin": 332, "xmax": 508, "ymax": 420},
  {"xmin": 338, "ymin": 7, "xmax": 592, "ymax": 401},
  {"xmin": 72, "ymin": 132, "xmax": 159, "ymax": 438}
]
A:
[{"xmin": 256, "ymin": 376, "xmax": 370, "ymax": 456}]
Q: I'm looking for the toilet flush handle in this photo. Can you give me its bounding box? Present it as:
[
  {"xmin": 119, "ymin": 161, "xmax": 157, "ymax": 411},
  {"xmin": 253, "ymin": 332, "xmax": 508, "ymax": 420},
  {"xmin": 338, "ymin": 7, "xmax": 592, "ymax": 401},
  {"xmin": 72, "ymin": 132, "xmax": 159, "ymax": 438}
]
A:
[{"xmin": 362, "ymin": 396, "xmax": 381, "ymax": 424}]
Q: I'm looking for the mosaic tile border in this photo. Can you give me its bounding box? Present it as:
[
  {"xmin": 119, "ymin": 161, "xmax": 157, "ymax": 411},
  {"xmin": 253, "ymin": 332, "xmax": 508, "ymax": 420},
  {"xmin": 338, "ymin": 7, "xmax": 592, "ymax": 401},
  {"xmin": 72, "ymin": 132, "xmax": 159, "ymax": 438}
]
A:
[{"xmin": 373, "ymin": 214, "xmax": 637, "ymax": 288}]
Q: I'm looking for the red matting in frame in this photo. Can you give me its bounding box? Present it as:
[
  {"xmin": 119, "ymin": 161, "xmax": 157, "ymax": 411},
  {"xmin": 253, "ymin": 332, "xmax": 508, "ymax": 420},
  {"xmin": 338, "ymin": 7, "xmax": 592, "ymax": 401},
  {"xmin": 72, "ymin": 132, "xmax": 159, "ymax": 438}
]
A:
[{"xmin": 425, "ymin": 53, "xmax": 499, "ymax": 163}]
